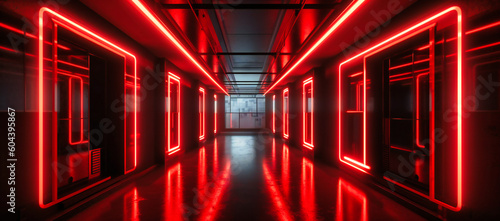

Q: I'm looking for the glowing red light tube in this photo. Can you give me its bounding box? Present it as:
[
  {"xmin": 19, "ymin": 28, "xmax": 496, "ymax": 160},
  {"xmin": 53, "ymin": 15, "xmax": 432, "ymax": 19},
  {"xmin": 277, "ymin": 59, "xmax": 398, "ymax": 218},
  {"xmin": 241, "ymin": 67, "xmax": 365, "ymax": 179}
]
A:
[
  {"xmin": 264, "ymin": 0, "xmax": 366, "ymax": 94},
  {"xmin": 214, "ymin": 94, "xmax": 217, "ymax": 134},
  {"xmin": 130, "ymin": 0, "xmax": 228, "ymax": 95},
  {"xmin": 199, "ymin": 87, "xmax": 206, "ymax": 140},
  {"xmin": 272, "ymin": 95, "xmax": 276, "ymax": 134}
]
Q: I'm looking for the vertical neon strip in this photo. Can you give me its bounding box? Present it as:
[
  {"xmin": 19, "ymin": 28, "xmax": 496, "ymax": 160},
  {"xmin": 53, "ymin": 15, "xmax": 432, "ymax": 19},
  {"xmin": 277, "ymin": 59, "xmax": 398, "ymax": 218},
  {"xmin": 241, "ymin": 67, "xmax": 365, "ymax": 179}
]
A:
[
  {"xmin": 273, "ymin": 95, "xmax": 276, "ymax": 134},
  {"xmin": 199, "ymin": 87, "xmax": 206, "ymax": 140},
  {"xmin": 214, "ymin": 94, "xmax": 217, "ymax": 134}
]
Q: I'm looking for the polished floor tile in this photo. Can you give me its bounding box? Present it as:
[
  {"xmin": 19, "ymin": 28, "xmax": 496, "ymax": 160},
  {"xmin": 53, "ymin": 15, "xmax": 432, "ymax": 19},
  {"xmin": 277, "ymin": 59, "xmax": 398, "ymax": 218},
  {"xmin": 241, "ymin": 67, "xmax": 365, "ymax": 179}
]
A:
[{"xmin": 67, "ymin": 134, "xmax": 426, "ymax": 221}]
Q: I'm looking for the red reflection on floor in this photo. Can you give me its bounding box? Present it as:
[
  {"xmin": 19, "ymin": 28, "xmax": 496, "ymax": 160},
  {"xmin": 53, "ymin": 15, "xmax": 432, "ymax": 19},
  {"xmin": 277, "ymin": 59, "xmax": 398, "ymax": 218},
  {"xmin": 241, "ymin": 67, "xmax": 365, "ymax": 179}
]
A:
[{"xmin": 67, "ymin": 134, "xmax": 426, "ymax": 221}]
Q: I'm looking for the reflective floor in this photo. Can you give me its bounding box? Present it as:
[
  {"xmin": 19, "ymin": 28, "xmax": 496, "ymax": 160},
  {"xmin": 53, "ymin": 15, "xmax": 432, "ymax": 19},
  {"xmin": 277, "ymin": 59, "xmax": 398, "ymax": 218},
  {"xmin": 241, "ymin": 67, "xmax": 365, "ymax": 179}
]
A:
[{"xmin": 68, "ymin": 134, "xmax": 427, "ymax": 221}]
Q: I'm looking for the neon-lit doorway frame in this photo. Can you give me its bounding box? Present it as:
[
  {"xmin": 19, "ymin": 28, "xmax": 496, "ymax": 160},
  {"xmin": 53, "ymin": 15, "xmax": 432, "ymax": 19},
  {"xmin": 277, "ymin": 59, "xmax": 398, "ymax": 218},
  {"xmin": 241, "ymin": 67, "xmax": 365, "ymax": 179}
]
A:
[
  {"xmin": 303, "ymin": 77, "xmax": 314, "ymax": 149},
  {"xmin": 38, "ymin": 8, "xmax": 137, "ymax": 208},
  {"xmin": 338, "ymin": 6, "xmax": 462, "ymax": 211},
  {"xmin": 167, "ymin": 72, "xmax": 181, "ymax": 155}
]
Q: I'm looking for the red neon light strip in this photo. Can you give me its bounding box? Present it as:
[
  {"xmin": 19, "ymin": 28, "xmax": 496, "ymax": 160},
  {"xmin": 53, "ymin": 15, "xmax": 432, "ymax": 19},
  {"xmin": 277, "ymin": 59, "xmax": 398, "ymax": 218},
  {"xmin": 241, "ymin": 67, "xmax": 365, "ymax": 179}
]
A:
[
  {"xmin": 388, "ymin": 58, "xmax": 430, "ymax": 70},
  {"xmin": 283, "ymin": 88, "xmax": 289, "ymax": 139},
  {"xmin": 390, "ymin": 145, "xmax": 412, "ymax": 152},
  {"xmin": 349, "ymin": 72, "xmax": 363, "ymax": 78},
  {"xmin": 0, "ymin": 22, "xmax": 71, "ymax": 50},
  {"xmin": 344, "ymin": 156, "xmax": 371, "ymax": 170},
  {"xmin": 303, "ymin": 77, "xmax": 314, "ymax": 149},
  {"xmin": 39, "ymin": 8, "xmax": 137, "ymax": 208},
  {"xmin": 264, "ymin": 0, "xmax": 366, "ymax": 94},
  {"xmin": 272, "ymin": 95, "xmax": 276, "ymax": 134},
  {"xmin": 214, "ymin": 94, "xmax": 217, "ymax": 134},
  {"xmin": 130, "ymin": 0, "xmax": 228, "ymax": 95},
  {"xmin": 199, "ymin": 87, "xmax": 206, "ymax": 140},
  {"xmin": 167, "ymin": 72, "xmax": 181, "ymax": 154},
  {"xmin": 68, "ymin": 76, "xmax": 88, "ymax": 145},
  {"xmin": 57, "ymin": 59, "xmax": 90, "ymax": 70}
]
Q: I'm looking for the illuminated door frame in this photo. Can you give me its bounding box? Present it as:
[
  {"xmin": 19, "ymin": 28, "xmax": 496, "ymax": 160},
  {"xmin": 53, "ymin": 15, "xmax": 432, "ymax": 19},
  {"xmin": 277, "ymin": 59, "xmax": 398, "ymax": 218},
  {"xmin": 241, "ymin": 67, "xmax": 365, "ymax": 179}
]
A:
[
  {"xmin": 272, "ymin": 95, "xmax": 276, "ymax": 134},
  {"xmin": 338, "ymin": 7, "xmax": 462, "ymax": 211},
  {"xmin": 38, "ymin": 8, "xmax": 137, "ymax": 208},
  {"xmin": 214, "ymin": 94, "xmax": 217, "ymax": 134},
  {"xmin": 303, "ymin": 77, "xmax": 314, "ymax": 149},
  {"xmin": 283, "ymin": 88, "xmax": 289, "ymax": 139},
  {"xmin": 199, "ymin": 87, "xmax": 206, "ymax": 140},
  {"xmin": 167, "ymin": 72, "xmax": 181, "ymax": 155}
]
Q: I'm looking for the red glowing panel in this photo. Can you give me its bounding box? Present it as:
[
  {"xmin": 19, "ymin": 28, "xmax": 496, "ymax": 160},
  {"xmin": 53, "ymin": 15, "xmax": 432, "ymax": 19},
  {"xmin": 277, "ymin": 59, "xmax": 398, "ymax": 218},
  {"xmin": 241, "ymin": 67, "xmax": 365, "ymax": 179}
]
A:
[
  {"xmin": 199, "ymin": 87, "xmax": 206, "ymax": 140},
  {"xmin": 38, "ymin": 8, "xmax": 137, "ymax": 208},
  {"xmin": 283, "ymin": 88, "xmax": 289, "ymax": 139},
  {"xmin": 214, "ymin": 94, "xmax": 217, "ymax": 134},
  {"xmin": 338, "ymin": 7, "xmax": 462, "ymax": 211},
  {"xmin": 264, "ymin": 0, "xmax": 366, "ymax": 94},
  {"xmin": 272, "ymin": 95, "xmax": 276, "ymax": 134},
  {"xmin": 303, "ymin": 77, "xmax": 314, "ymax": 149},
  {"xmin": 167, "ymin": 72, "xmax": 181, "ymax": 155},
  {"xmin": 130, "ymin": 0, "xmax": 228, "ymax": 95}
]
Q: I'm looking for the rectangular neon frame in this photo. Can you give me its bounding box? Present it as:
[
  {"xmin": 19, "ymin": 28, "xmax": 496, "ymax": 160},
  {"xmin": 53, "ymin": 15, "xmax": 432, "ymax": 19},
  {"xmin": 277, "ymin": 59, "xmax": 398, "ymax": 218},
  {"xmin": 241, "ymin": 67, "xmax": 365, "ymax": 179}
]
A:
[
  {"xmin": 302, "ymin": 77, "xmax": 314, "ymax": 149},
  {"xmin": 283, "ymin": 88, "xmax": 289, "ymax": 139},
  {"xmin": 39, "ymin": 8, "xmax": 137, "ymax": 208},
  {"xmin": 214, "ymin": 94, "xmax": 217, "ymax": 134},
  {"xmin": 167, "ymin": 72, "xmax": 181, "ymax": 155},
  {"xmin": 338, "ymin": 7, "xmax": 462, "ymax": 211},
  {"xmin": 272, "ymin": 95, "xmax": 276, "ymax": 134},
  {"xmin": 199, "ymin": 87, "xmax": 206, "ymax": 140}
]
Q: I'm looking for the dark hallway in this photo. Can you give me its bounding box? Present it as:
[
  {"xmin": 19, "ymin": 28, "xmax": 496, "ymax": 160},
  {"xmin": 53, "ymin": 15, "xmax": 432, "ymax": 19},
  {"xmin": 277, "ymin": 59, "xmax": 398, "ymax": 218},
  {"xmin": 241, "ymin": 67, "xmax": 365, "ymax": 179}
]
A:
[{"xmin": 66, "ymin": 134, "xmax": 426, "ymax": 221}]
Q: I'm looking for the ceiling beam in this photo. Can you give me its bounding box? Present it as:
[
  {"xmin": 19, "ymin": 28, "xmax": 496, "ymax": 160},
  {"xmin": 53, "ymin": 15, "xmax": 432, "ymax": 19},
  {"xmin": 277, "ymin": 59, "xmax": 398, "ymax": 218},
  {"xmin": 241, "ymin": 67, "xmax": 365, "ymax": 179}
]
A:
[{"xmin": 162, "ymin": 4, "xmax": 340, "ymax": 10}]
